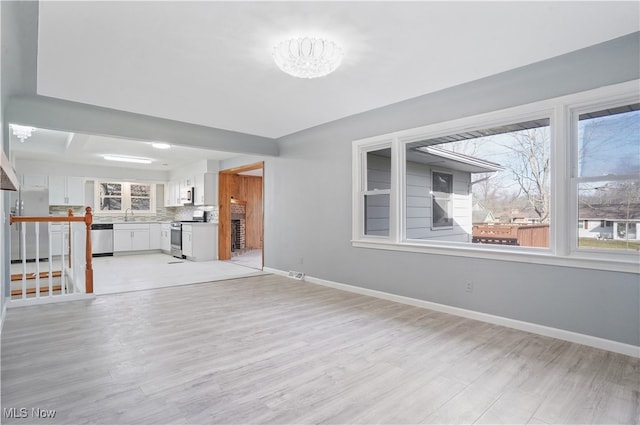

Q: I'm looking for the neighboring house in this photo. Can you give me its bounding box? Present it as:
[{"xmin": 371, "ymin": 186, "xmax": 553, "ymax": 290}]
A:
[
  {"xmin": 472, "ymin": 203, "xmax": 497, "ymax": 224},
  {"xmin": 579, "ymin": 203, "xmax": 640, "ymax": 241},
  {"xmin": 368, "ymin": 146, "xmax": 503, "ymax": 242}
]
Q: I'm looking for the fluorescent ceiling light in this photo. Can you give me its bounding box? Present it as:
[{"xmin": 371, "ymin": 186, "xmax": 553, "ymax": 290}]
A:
[
  {"xmin": 103, "ymin": 155, "xmax": 152, "ymax": 164},
  {"xmin": 151, "ymin": 142, "xmax": 171, "ymax": 149}
]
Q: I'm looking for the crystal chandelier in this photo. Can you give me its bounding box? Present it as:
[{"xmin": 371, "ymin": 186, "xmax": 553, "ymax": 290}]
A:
[
  {"xmin": 272, "ymin": 37, "xmax": 344, "ymax": 79},
  {"xmin": 10, "ymin": 124, "xmax": 36, "ymax": 142}
]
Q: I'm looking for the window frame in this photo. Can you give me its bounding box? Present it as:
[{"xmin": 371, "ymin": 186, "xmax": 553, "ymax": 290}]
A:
[
  {"xmin": 352, "ymin": 80, "xmax": 639, "ymax": 273},
  {"xmin": 568, "ymin": 94, "xmax": 640, "ymax": 262},
  {"xmin": 94, "ymin": 181, "xmax": 157, "ymax": 215},
  {"xmin": 353, "ymin": 139, "xmax": 395, "ymax": 241}
]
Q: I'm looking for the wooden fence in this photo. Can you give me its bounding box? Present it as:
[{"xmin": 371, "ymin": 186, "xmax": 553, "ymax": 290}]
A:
[{"xmin": 472, "ymin": 224, "xmax": 550, "ymax": 248}]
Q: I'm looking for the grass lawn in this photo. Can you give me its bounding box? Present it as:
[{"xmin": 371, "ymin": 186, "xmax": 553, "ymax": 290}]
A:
[{"xmin": 579, "ymin": 238, "xmax": 640, "ymax": 251}]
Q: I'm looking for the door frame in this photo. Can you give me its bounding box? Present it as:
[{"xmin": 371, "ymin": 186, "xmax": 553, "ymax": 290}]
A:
[{"xmin": 218, "ymin": 162, "xmax": 264, "ymax": 267}]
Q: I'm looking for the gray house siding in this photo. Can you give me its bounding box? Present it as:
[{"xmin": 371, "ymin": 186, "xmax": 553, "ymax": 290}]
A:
[{"xmin": 406, "ymin": 161, "xmax": 471, "ymax": 242}]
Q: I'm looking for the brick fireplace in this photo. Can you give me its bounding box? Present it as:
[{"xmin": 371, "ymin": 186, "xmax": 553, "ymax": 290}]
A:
[{"xmin": 231, "ymin": 203, "xmax": 246, "ymax": 251}]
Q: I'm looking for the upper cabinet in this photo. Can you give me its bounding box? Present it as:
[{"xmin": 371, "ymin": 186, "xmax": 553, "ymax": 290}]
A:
[
  {"xmin": 21, "ymin": 174, "xmax": 48, "ymax": 188},
  {"xmin": 194, "ymin": 173, "xmax": 216, "ymax": 206},
  {"xmin": 165, "ymin": 173, "xmax": 217, "ymax": 207},
  {"xmin": 49, "ymin": 176, "xmax": 85, "ymax": 206},
  {"xmin": 164, "ymin": 181, "xmax": 183, "ymax": 207}
]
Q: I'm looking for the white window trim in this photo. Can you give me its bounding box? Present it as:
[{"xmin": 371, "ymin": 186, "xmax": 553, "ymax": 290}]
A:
[
  {"xmin": 94, "ymin": 181, "xmax": 157, "ymax": 215},
  {"xmin": 352, "ymin": 80, "xmax": 640, "ymax": 274}
]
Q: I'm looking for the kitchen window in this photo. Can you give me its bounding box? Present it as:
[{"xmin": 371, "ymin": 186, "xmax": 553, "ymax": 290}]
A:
[
  {"xmin": 95, "ymin": 181, "xmax": 156, "ymax": 214},
  {"xmin": 352, "ymin": 80, "xmax": 639, "ymax": 272}
]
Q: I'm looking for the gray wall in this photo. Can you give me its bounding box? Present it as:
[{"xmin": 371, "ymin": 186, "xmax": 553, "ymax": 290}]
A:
[
  {"xmin": 264, "ymin": 32, "xmax": 640, "ymax": 346},
  {"xmin": 1, "ymin": 1, "xmax": 39, "ymax": 315}
]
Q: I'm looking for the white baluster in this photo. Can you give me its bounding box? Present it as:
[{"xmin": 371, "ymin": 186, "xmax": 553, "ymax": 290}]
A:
[
  {"xmin": 35, "ymin": 223, "xmax": 40, "ymax": 298},
  {"xmin": 60, "ymin": 225, "xmax": 66, "ymax": 295},
  {"xmin": 21, "ymin": 224, "xmax": 26, "ymax": 299},
  {"xmin": 48, "ymin": 226, "xmax": 53, "ymax": 297}
]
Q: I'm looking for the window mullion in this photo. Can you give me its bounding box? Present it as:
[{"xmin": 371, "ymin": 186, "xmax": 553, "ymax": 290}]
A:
[
  {"xmin": 553, "ymin": 105, "xmax": 570, "ymax": 256},
  {"xmin": 391, "ymin": 137, "xmax": 403, "ymax": 243}
]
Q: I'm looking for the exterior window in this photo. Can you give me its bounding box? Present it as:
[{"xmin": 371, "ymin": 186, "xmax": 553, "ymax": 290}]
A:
[
  {"xmin": 95, "ymin": 181, "xmax": 156, "ymax": 214},
  {"xmin": 363, "ymin": 148, "xmax": 391, "ymax": 237},
  {"xmin": 404, "ymin": 118, "xmax": 550, "ymax": 247},
  {"xmin": 352, "ymin": 80, "xmax": 638, "ymax": 271},
  {"xmin": 130, "ymin": 184, "xmax": 152, "ymax": 211},
  {"xmin": 432, "ymin": 172, "xmax": 453, "ymax": 228},
  {"xmin": 575, "ymin": 103, "xmax": 639, "ymax": 252},
  {"xmin": 98, "ymin": 182, "xmax": 122, "ymax": 211}
]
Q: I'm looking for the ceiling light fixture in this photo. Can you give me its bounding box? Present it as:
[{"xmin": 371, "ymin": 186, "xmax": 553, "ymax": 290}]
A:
[
  {"xmin": 151, "ymin": 142, "xmax": 171, "ymax": 149},
  {"xmin": 103, "ymin": 155, "xmax": 153, "ymax": 164},
  {"xmin": 272, "ymin": 37, "xmax": 344, "ymax": 79},
  {"xmin": 10, "ymin": 124, "xmax": 36, "ymax": 142}
]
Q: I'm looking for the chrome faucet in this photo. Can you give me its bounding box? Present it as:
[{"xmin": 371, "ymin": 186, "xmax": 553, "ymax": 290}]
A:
[{"xmin": 125, "ymin": 208, "xmax": 133, "ymax": 222}]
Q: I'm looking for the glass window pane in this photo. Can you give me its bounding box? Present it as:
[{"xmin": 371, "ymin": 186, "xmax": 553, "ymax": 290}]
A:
[
  {"xmin": 405, "ymin": 118, "xmax": 550, "ymax": 247},
  {"xmin": 131, "ymin": 184, "xmax": 151, "ymax": 197},
  {"xmin": 100, "ymin": 197, "xmax": 121, "ymax": 211},
  {"xmin": 578, "ymin": 180, "xmax": 640, "ymax": 251},
  {"xmin": 367, "ymin": 149, "xmax": 391, "ymax": 191},
  {"xmin": 131, "ymin": 198, "xmax": 150, "ymax": 210},
  {"xmin": 578, "ymin": 105, "xmax": 640, "ymax": 177},
  {"xmin": 101, "ymin": 183, "xmax": 122, "ymax": 196},
  {"xmin": 364, "ymin": 194, "xmax": 389, "ymax": 236}
]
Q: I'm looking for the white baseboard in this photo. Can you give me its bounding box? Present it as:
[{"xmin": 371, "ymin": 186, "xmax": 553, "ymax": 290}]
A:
[
  {"xmin": 263, "ymin": 267, "xmax": 639, "ymax": 358},
  {"xmin": 6, "ymin": 293, "xmax": 96, "ymax": 308}
]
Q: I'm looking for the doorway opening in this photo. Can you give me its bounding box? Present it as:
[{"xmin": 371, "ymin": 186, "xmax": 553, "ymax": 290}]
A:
[{"xmin": 218, "ymin": 162, "xmax": 264, "ymax": 270}]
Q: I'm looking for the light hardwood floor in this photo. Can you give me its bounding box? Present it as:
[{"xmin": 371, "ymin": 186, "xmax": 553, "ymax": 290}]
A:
[{"xmin": 1, "ymin": 274, "xmax": 638, "ymax": 424}]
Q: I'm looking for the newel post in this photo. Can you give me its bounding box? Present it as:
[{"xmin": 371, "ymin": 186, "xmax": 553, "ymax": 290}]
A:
[{"xmin": 84, "ymin": 207, "xmax": 94, "ymax": 294}]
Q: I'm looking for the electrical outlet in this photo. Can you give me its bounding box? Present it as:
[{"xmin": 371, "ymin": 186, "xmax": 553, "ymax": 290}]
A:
[{"xmin": 465, "ymin": 282, "xmax": 474, "ymax": 292}]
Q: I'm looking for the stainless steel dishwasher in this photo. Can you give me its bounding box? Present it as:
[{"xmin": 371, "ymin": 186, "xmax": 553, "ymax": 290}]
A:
[{"xmin": 91, "ymin": 223, "xmax": 114, "ymax": 257}]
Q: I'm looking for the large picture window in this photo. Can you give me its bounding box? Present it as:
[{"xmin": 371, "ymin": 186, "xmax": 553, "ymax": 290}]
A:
[
  {"xmin": 352, "ymin": 80, "xmax": 639, "ymax": 272},
  {"xmin": 404, "ymin": 118, "xmax": 550, "ymax": 247}
]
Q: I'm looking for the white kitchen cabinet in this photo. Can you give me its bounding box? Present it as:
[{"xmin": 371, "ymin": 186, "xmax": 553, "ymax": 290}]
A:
[
  {"xmin": 194, "ymin": 173, "xmax": 216, "ymax": 206},
  {"xmin": 149, "ymin": 223, "xmax": 161, "ymax": 250},
  {"xmin": 49, "ymin": 176, "xmax": 85, "ymax": 205},
  {"xmin": 164, "ymin": 181, "xmax": 183, "ymax": 207},
  {"xmin": 182, "ymin": 224, "xmax": 193, "ymax": 258},
  {"xmin": 21, "ymin": 174, "xmax": 48, "ymax": 188},
  {"xmin": 182, "ymin": 223, "xmax": 217, "ymax": 261},
  {"xmin": 113, "ymin": 223, "xmax": 150, "ymax": 252},
  {"xmin": 160, "ymin": 223, "xmax": 171, "ymax": 252},
  {"xmin": 49, "ymin": 223, "xmax": 70, "ymax": 256}
]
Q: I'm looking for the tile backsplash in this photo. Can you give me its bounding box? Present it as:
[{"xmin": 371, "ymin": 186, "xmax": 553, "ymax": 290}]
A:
[{"xmin": 49, "ymin": 205, "xmax": 217, "ymax": 223}]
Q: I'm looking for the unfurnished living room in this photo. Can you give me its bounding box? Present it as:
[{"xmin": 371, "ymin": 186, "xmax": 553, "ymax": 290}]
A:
[{"xmin": 1, "ymin": 2, "xmax": 639, "ymax": 425}]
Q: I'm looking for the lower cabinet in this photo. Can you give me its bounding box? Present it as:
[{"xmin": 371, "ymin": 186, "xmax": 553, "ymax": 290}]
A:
[
  {"xmin": 160, "ymin": 223, "xmax": 171, "ymax": 252},
  {"xmin": 181, "ymin": 223, "xmax": 216, "ymax": 261},
  {"xmin": 49, "ymin": 223, "xmax": 69, "ymax": 256},
  {"xmin": 149, "ymin": 223, "xmax": 161, "ymax": 250},
  {"xmin": 182, "ymin": 226, "xmax": 193, "ymax": 258},
  {"xmin": 113, "ymin": 224, "xmax": 150, "ymax": 252}
]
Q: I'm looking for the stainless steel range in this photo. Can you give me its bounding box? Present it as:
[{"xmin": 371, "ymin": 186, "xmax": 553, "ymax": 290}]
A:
[
  {"xmin": 171, "ymin": 211, "xmax": 207, "ymax": 259},
  {"xmin": 170, "ymin": 221, "xmax": 183, "ymax": 258}
]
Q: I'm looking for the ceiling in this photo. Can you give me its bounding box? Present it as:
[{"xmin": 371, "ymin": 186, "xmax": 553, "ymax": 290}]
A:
[{"xmin": 12, "ymin": 1, "xmax": 640, "ymax": 170}]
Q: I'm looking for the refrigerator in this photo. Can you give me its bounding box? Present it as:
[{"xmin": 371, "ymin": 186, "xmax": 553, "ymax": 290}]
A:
[{"xmin": 10, "ymin": 187, "xmax": 50, "ymax": 262}]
